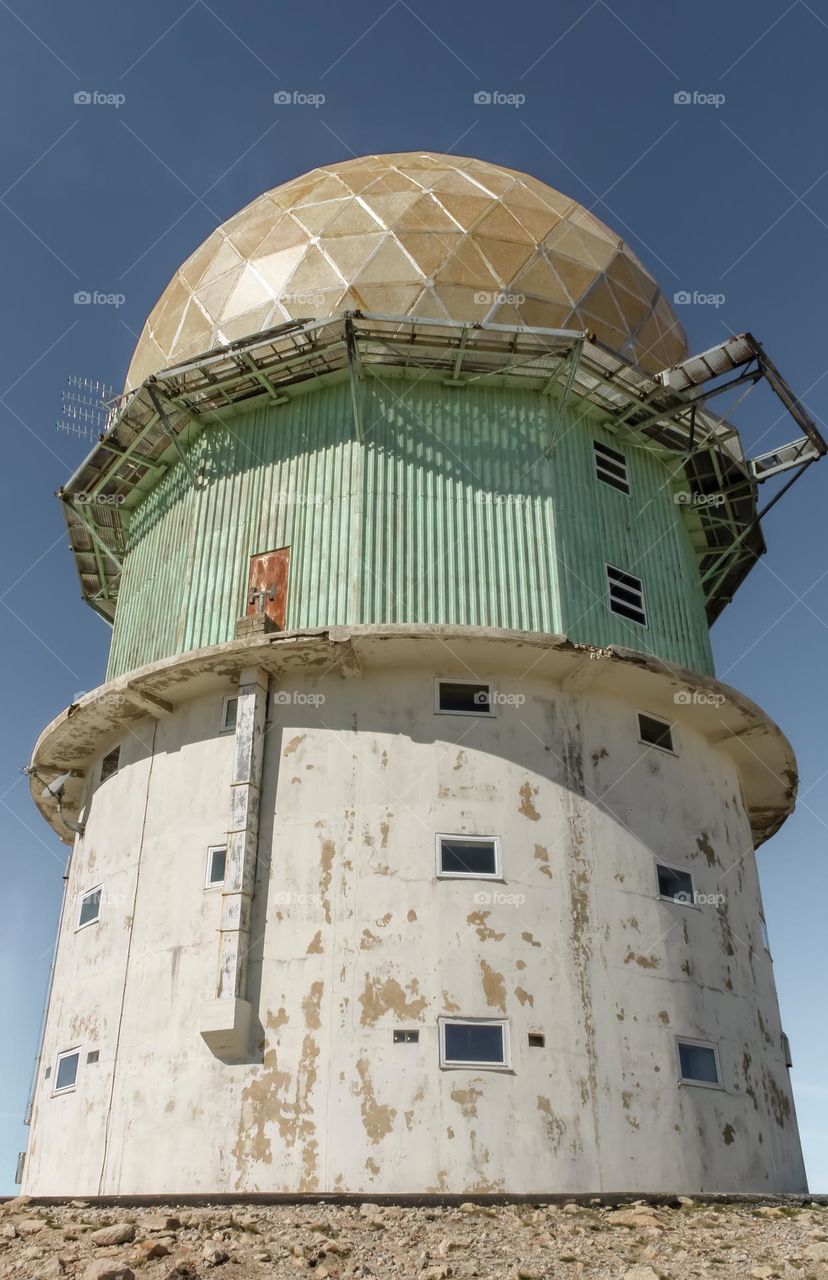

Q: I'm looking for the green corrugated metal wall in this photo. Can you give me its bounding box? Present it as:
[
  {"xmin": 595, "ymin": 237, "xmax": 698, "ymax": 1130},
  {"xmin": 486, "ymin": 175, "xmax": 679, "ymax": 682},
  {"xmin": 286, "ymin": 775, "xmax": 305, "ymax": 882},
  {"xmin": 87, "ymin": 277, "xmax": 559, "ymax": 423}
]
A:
[{"xmin": 106, "ymin": 375, "xmax": 713, "ymax": 679}]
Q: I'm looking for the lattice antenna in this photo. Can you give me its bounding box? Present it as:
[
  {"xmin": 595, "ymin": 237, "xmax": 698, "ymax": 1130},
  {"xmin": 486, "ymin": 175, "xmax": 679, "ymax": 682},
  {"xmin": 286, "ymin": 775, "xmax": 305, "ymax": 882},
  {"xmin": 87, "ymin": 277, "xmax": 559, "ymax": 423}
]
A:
[{"xmin": 57, "ymin": 376, "xmax": 118, "ymax": 441}]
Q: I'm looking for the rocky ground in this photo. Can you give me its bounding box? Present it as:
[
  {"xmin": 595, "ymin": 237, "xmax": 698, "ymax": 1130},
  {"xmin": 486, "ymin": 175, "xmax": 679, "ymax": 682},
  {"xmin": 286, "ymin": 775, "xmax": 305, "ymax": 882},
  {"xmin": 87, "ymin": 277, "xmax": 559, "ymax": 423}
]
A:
[{"xmin": 1, "ymin": 1196, "xmax": 827, "ymax": 1280}]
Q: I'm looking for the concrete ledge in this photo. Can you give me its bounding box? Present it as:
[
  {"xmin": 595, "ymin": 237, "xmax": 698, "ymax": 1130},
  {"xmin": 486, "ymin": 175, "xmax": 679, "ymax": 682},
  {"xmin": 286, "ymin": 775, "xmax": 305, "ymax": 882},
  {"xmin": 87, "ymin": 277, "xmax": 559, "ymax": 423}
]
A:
[{"xmin": 199, "ymin": 997, "xmax": 254, "ymax": 1057}]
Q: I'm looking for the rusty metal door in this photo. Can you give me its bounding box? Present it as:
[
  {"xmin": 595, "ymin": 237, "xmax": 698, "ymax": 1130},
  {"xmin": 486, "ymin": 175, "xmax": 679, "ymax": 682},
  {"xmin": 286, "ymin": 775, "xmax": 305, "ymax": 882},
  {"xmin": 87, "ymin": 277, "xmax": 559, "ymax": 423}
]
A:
[{"xmin": 246, "ymin": 547, "xmax": 290, "ymax": 630}]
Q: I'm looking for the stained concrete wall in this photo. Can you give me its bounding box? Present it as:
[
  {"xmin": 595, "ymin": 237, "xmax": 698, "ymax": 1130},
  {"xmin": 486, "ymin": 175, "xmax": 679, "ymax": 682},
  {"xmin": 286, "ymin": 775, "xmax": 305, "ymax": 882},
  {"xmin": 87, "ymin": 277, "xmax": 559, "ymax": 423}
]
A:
[{"xmin": 23, "ymin": 649, "xmax": 804, "ymax": 1196}]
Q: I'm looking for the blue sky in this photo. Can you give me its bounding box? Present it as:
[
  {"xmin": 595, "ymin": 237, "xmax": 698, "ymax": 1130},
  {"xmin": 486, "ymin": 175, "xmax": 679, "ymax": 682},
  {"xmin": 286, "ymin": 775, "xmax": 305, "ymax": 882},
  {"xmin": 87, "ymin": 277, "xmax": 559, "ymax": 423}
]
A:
[{"xmin": 1, "ymin": 0, "xmax": 827, "ymax": 1194}]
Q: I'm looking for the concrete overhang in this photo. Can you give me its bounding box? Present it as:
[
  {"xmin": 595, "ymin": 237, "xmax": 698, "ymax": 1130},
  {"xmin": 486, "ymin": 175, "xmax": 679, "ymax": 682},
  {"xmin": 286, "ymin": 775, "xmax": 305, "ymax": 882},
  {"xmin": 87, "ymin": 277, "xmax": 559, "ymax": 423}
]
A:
[{"xmin": 28, "ymin": 625, "xmax": 797, "ymax": 848}]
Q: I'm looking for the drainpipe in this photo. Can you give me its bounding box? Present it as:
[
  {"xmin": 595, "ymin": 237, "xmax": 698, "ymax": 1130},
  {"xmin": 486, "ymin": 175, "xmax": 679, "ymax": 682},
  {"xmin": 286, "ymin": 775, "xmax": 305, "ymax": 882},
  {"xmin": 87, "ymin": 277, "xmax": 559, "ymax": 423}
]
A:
[{"xmin": 201, "ymin": 665, "xmax": 268, "ymax": 1056}]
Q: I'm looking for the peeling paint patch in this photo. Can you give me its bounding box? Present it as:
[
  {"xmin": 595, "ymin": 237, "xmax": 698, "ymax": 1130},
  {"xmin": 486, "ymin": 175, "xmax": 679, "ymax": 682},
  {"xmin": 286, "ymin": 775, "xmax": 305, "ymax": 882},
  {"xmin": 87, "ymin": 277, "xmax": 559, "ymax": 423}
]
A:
[
  {"xmin": 283, "ymin": 734, "xmax": 305, "ymax": 757},
  {"xmin": 624, "ymin": 948, "xmax": 659, "ymax": 969},
  {"xmin": 450, "ymin": 1086, "xmax": 482, "ymax": 1119},
  {"xmin": 697, "ymin": 832, "xmax": 717, "ymax": 867},
  {"xmin": 521, "ymin": 931, "xmax": 541, "ymax": 948},
  {"xmin": 360, "ymin": 976, "xmax": 427, "ymax": 1026},
  {"xmin": 537, "ymin": 1096, "xmax": 565, "ymax": 1153},
  {"xmin": 355, "ymin": 1058, "xmax": 396, "ymax": 1143},
  {"xmin": 467, "ymin": 910, "xmax": 505, "ymax": 942},
  {"xmin": 306, "ymin": 931, "xmax": 323, "ymax": 955},
  {"xmin": 518, "ymin": 781, "xmax": 541, "ymax": 821},
  {"xmin": 302, "ymin": 982, "xmax": 323, "ymax": 1030},
  {"xmin": 533, "ymin": 844, "xmax": 553, "ymax": 879},
  {"xmin": 479, "ymin": 959, "xmax": 506, "ymax": 1012},
  {"xmin": 453, "ymin": 750, "xmax": 467, "ymax": 772},
  {"xmin": 514, "ymin": 986, "xmax": 534, "ymax": 1007},
  {"xmin": 361, "ymin": 929, "xmax": 381, "ymax": 950},
  {"xmin": 407, "ymin": 909, "xmax": 417, "ymax": 923},
  {"xmin": 657, "ymin": 1010, "xmax": 670, "ymax": 1025},
  {"xmin": 319, "ymin": 837, "xmax": 335, "ymax": 925},
  {"xmin": 365, "ymin": 1157, "xmax": 380, "ymax": 1175},
  {"xmin": 722, "ymin": 1123, "xmax": 736, "ymax": 1145},
  {"xmin": 442, "ymin": 990, "xmax": 460, "ymax": 1013}
]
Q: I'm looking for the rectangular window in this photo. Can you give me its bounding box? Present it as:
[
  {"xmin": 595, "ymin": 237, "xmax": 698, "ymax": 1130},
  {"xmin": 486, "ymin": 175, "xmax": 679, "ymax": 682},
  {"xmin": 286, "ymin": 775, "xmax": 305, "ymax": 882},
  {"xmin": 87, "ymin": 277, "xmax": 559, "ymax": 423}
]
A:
[
  {"xmin": 205, "ymin": 845, "xmax": 227, "ymax": 888},
  {"xmin": 607, "ymin": 564, "xmax": 647, "ymax": 626},
  {"xmin": 437, "ymin": 835, "xmax": 500, "ymax": 879},
  {"xmin": 77, "ymin": 887, "xmax": 102, "ymax": 929},
  {"xmin": 528, "ymin": 1032, "xmax": 546, "ymax": 1048},
  {"xmin": 593, "ymin": 439, "xmax": 630, "ymax": 495},
  {"xmin": 393, "ymin": 1030, "xmax": 420, "ymax": 1044},
  {"xmin": 676, "ymin": 1039, "xmax": 721, "ymax": 1087},
  {"xmin": 656, "ymin": 863, "xmax": 695, "ymax": 905},
  {"xmin": 440, "ymin": 1019, "xmax": 510, "ymax": 1069},
  {"xmin": 435, "ymin": 679, "xmax": 494, "ymax": 716},
  {"xmin": 86, "ymin": 1050, "xmax": 99, "ymax": 1065},
  {"xmin": 100, "ymin": 746, "xmax": 120, "ymax": 784},
  {"xmin": 638, "ymin": 712, "xmax": 674, "ymax": 753},
  {"xmin": 53, "ymin": 1049, "xmax": 80, "ymax": 1095},
  {"xmin": 221, "ymin": 695, "xmax": 238, "ymax": 733}
]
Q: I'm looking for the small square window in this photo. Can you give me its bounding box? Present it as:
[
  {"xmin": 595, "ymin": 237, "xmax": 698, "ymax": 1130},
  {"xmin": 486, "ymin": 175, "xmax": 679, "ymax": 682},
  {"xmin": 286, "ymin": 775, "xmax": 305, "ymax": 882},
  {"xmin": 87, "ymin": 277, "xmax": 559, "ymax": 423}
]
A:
[
  {"xmin": 435, "ymin": 679, "xmax": 494, "ymax": 716},
  {"xmin": 77, "ymin": 887, "xmax": 102, "ymax": 929},
  {"xmin": 393, "ymin": 1030, "xmax": 420, "ymax": 1044},
  {"xmin": 607, "ymin": 564, "xmax": 647, "ymax": 626},
  {"xmin": 53, "ymin": 1049, "xmax": 80, "ymax": 1095},
  {"xmin": 781, "ymin": 1031, "xmax": 792, "ymax": 1069},
  {"xmin": 677, "ymin": 1039, "xmax": 721, "ymax": 1087},
  {"xmin": 100, "ymin": 746, "xmax": 120, "ymax": 784},
  {"xmin": 528, "ymin": 1033, "xmax": 545, "ymax": 1048},
  {"xmin": 593, "ymin": 439, "xmax": 630, "ymax": 495},
  {"xmin": 86, "ymin": 1050, "xmax": 99, "ymax": 1065},
  {"xmin": 440, "ymin": 1018, "xmax": 510, "ymax": 1069},
  {"xmin": 638, "ymin": 712, "xmax": 674, "ymax": 753},
  {"xmin": 221, "ymin": 696, "xmax": 238, "ymax": 733},
  {"xmin": 205, "ymin": 845, "xmax": 227, "ymax": 888},
  {"xmin": 437, "ymin": 835, "xmax": 500, "ymax": 879},
  {"xmin": 44, "ymin": 1066, "xmax": 51, "ymax": 1080},
  {"xmin": 760, "ymin": 917, "xmax": 771, "ymax": 954},
  {"xmin": 657, "ymin": 863, "xmax": 695, "ymax": 905}
]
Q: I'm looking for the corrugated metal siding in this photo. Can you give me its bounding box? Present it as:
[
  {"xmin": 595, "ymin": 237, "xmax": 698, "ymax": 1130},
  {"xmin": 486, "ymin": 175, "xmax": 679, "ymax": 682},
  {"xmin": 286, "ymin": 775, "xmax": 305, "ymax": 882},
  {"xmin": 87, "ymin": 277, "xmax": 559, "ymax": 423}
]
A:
[{"xmin": 107, "ymin": 374, "xmax": 713, "ymax": 679}]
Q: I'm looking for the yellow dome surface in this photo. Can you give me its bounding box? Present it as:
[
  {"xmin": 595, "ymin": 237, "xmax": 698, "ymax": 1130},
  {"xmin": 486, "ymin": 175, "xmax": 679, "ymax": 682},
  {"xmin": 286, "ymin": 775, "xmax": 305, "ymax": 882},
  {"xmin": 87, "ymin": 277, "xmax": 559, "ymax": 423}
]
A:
[{"xmin": 126, "ymin": 152, "xmax": 687, "ymax": 390}]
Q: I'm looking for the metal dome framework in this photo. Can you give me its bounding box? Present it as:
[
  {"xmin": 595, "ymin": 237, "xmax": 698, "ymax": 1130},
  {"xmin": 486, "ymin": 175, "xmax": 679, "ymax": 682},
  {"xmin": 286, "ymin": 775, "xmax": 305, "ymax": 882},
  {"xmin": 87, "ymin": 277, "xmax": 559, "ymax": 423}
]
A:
[{"xmin": 59, "ymin": 313, "xmax": 824, "ymax": 627}]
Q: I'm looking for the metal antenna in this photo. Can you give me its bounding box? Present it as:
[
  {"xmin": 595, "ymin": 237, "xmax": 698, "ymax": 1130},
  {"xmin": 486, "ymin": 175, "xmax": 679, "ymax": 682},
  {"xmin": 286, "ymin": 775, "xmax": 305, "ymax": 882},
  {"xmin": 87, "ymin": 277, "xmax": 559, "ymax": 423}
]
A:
[{"xmin": 56, "ymin": 376, "xmax": 118, "ymax": 441}]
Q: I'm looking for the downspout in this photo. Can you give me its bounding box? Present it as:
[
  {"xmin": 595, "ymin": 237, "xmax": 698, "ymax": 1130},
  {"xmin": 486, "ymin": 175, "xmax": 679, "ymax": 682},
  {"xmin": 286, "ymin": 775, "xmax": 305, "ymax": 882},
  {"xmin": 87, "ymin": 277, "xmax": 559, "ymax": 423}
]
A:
[{"xmin": 201, "ymin": 665, "xmax": 269, "ymax": 1056}]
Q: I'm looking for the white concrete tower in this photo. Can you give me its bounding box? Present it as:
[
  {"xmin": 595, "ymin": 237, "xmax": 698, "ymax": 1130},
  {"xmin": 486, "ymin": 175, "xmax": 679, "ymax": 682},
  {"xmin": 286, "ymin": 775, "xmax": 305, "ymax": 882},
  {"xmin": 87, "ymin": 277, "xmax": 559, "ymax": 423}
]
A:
[{"xmin": 22, "ymin": 154, "xmax": 824, "ymax": 1196}]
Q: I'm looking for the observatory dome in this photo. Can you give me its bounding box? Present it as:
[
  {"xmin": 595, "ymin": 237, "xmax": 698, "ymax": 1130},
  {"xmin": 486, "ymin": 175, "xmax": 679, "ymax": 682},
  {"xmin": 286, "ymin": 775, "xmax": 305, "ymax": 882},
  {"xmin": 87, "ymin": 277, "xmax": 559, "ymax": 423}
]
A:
[{"xmin": 126, "ymin": 152, "xmax": 687, "ymax": 389}]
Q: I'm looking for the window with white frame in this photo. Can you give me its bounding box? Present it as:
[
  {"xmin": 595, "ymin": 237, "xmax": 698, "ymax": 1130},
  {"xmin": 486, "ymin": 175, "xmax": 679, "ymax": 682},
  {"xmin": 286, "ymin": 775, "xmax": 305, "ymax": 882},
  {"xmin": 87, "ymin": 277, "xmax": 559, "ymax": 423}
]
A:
[
  {"xmin": 606, "ymin": 564, "xmax": 647, "ymax": 626},
  {"xmin": 221, "ymin": 695, "xmax": 238, "ymax": 733},
  {"xmin": 676, "ymin": 1039, "xmax": 721, "ymax": 1087},
  {"xmin": 205, "ymin": 845, "xmax": 227, "ymax": 888},
  {"xmin": 53, "ymin": 1049, "xmax": 80, "ymax": 1095},
  {"xmin": 77, "ymin": 887, "xmax": 102, "ymax": 929},
  {"xmin": 100, "ymin": 746, "xmax": 120, "ymax": 784},
  {"xmin": 435, "ymin": 679, "xmax": 494, "ymax": 716},
  {"xmin": 656, "ymin": 862, "xmax": 695, "ymax": 905},
  {"xmin": 593, "ymin": 439, "xmax": 630, "ymax": 495},
  {"xmin": 440, "ymin": 1018, "xmax": 510, "ymax": 1069},
  {"xmin": 638, "ymin": 711, "xmax": 675, "ymax": 753},
  {"xmin": 437, "ymin": 835, "xmax": 500, "ymax": 879}
]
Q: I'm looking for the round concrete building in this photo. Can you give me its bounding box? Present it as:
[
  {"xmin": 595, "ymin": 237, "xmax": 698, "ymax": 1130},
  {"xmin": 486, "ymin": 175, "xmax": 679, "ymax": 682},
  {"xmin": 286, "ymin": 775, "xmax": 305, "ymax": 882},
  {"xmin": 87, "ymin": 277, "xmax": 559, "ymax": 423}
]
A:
[{"xmin": 22, "ymin": 152, "xmax": 825, "ymax": 1196}]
